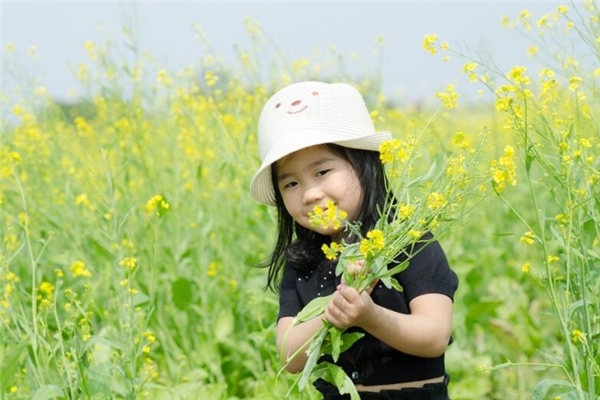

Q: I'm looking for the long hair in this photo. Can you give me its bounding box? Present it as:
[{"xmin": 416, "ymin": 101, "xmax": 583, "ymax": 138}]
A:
[{"xmin": 262, "ymin": 143, "xmax": 392, "ymax": 292}]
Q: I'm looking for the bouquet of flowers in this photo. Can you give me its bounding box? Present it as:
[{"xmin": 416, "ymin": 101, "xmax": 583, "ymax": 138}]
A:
[{"xmin": 280, "ymin": 125, "xmax": 494, "ymax": 399}]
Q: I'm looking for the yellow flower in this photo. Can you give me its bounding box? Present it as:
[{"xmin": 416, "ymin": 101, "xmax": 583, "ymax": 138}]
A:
[
  {"xmin": 490, "ymin": 145, "xmax": 517, "ymax": 194},
  {"xmin": 446, "ymin": 155, "xmax": 468, "ymax": 184},
  {"xmin": 39, "ymin": 282, "xmax": 55, "ymax": 298},
  {"xmin": 522, "ymin": 262, "xmax": 531, "ymax": 273},
  {"xmin": 75, "ymin": 193, "xmax": 91, "ymax": 207},
  {"xmin": 571, "ymin": 329, "xmax": 586, "ymax": 343},
  {"xmin": 462, "ymin": 63, "xmax": 478, "ymax": 82},
  {"xmin": 309, "ymin": 200, "xmax": 348, "ymax": 230},
  {"xmin": 568, "ymin": 76, "xmax": 582, "ymax": 91},
  {"xmin": 508, "ymin": 66, "xmax": 530, "ymax": 85},
  {"xmin": 398, "ymin": 204, "xmax": 415, "ymax": 220},
  {"xmin": 422, "ymin": 34, "xmax": 438, "ymax": 55},
  {"xmin": 451, "ymin": 132, "xmax": 470, "ymax": 149},
  {"xmin": 359, "ymin": 230, "xmax": 385, "ymax": 257},
  {"xmin": 527, "ymin": 46, "xmax": 538, "ymax": 55},
  {"xmin": 157, "ymin": 69, "xmax": 173, "ymax": 86},
  {"xmin": 408, "ymin": 229, "xmax": 422, "ymax": 240},
  {"xmin": 322, "ymin": 242, "xmax": 344, "ymax": 260},
  {"xmin": 435, "ymin": 84, "xmax": 459, "ymax": 109},
  {"xmin": 6, "ymin": 272, "xmax": 19, "ymax": 282},
  {"xmin": 426, "ymin": 192, "xmax": 447, "ymax": 210},
  {"xmin": 145, "ymin": 195, "xmax": 170, "ymax": 216},
  {"xmin": 77, "ymin": 63, "xmax": 89, "ymax": 81},
  {"xmin": 495, "ymin": 97, "xmax": 513, "ymax": 112},
  {"xmin": 204, "ymin": 71, "xmax": 218, "ymax": 87},
  {"xmin": 144, "ymin": 331, "xmax": 156, "ymax": 344},
  {"xmin": 119, "ymin": 257, "xmax": 137, "ymax": 270},
  {"xmin": 536, "ymin": 14, "xmax": 551, "ymax": 28},
  {"xmin": 207, "ymin": 261, "xmax": 218, "ymax": 277},
  {"xmin": 379, "ymin": 138, "xmax": 413, "ymax": 165},
  {"xmin": 70, "ymin": 261, "xmax": 92, "ymax": 278},
  {"xmin": 292, "ymin": 58, "xmax": 309, "ymax": 72},
  {"xmin": 519, "ymin": 231, "xmax": 536, "ymax": 245},
  {"xmin": 539, "ymin": 68, "xmax": 555, "ymax": 78},
  {"xmin": 9, "ymin": 152, "xmax": 21, "ymax": 163}
]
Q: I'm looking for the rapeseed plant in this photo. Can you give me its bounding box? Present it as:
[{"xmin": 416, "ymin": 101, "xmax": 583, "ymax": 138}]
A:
[
  {"xmin": 428, "ymin": 2, "xmax": 599, "ymax": 398},
  {"xmin": 3, "ymin": 3, "xmax": 597, "ymax": 398}
]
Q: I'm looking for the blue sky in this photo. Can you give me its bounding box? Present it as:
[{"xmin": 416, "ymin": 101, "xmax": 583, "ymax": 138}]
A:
[{"xmin": 2, "ymin": 2, "xmax": 560, "ymax": 103}]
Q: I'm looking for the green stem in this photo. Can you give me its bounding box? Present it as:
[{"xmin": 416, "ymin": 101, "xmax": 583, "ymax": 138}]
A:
[
  {"xmin": 13, "ymin": 173, "xmax": 43, "ymax": 386},
  {"xmin": 519, "ymin": 119, "xmax": 584, "ymax": 399}
]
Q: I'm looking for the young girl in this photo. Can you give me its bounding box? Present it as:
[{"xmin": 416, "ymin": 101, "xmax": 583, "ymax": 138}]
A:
[{"xmin": 250, "ymin": 81, "xmax": 458, "ymax": 400}]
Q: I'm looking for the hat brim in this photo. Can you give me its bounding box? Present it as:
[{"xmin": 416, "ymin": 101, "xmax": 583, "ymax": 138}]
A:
[{"xmin": 249, "ymin": 130, "xmax": 392, "ymax": 205}]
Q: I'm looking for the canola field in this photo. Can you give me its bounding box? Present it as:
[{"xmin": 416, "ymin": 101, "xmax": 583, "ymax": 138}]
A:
[{"xmin": 1, "ymin": 3, "xmax": 598, "ymax": 399}]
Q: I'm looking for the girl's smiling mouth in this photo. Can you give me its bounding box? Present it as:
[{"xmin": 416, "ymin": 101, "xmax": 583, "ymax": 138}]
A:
[{"xmin": 287, "ymin": 105, "xmax": 308, "ymax": 114}]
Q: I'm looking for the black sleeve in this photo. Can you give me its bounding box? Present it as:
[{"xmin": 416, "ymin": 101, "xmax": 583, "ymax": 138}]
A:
[
  {"xmin": 397, "ymin": 237, "xmax": 458, "ymax": 304},
  {"xmin": 277, "ymin": 265, "xmax": 303, "ymax": 320}
]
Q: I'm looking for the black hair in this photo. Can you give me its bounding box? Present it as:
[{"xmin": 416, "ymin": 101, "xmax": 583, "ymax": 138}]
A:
[{"xmin": 262, "ymin": 143, "xmax": 393, "ymax": 292}]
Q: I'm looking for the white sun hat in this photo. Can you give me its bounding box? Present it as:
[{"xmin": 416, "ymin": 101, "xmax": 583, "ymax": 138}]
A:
[{"xmin": 249, "ymin": 81, "xmax": 392, "ymax": 205}]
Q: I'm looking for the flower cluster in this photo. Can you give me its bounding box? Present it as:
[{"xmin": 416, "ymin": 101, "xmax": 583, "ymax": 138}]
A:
[
  {"xmin": 359, "ymin": 229, "xmax": 385, "ymax": 258},
  {"xmin": 309, "ymin": 200, "xmax": 348, "ymax": 230},
  {"xmin": 489, "ymin": 145, "xmax": 517, "ymax": 194},
  {"xmin": 145, "ymin": 195, "xmax": 170, "ymax": 216}
]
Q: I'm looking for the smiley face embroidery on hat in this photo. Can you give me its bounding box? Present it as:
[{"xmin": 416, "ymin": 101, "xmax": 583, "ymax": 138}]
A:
[{"xmin": 274, "ymin": 90, "xmax": 320, "ymax": 115}]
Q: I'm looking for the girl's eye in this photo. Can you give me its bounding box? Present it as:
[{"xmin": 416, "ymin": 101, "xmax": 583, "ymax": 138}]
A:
[
  {"xmin": 316, "ymin": 169, "xmax": 331, "ymax": 177},
  {"xmin": 282, "ymin": 181, "xmax": 298, "ymax": 189}
]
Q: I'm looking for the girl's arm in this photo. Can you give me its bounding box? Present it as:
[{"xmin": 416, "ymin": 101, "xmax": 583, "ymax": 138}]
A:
[
  {"xmin": 325, "ymin": 288, "xmax": 453, "ymax": 358},
  {"xmin": 276, "ymin": 315, "xmax": 324, "ymax": 373}
]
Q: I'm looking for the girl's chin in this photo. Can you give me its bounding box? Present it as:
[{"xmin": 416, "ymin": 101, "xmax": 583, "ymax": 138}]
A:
[{"xmin": 320, "ymin": 228, "xmax": 345, "ymax": 240}]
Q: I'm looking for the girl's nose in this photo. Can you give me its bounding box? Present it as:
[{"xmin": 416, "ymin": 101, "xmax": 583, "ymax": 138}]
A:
[{"xmin": 302, "ymin": 185, "xmax": 324, "ymax": 205}]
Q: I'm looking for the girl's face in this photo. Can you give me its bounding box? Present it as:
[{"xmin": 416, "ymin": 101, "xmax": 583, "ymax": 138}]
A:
[{"xmin": 275, "ymin": 145, "xmax": 363, "ymax": 239}]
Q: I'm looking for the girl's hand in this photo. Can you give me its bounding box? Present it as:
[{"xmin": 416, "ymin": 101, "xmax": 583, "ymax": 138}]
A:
[
  {"xmin": 341, "ymin": 260, "xmax": 379, "ymax": 294},
  {"xmin": 325, "ymin": 284, "xmax": 375, "ymax": 330},
  {"xmin": 325, "ymin": 261, "xmax": 379, "ymax": 330}
]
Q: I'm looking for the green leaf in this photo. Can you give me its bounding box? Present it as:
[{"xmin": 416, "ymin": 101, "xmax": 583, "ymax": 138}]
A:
[
  {"xmin": 172, "ymin": 277, "xmax": 193, "ymax": 310},
  {"xmin": 380, "ymin": 259, "xmax": 409, "ymax": 278},
  {"xmin": 311, "ymin": 362, "xmax": 360, "ymax": 400},
  {"xmin": 329, "ymin": 325, "xmax": 342, "ymax": 362},
  {"xmin": 319, "ymin": 362, "xmax": 360, "ymax": 400},
  {"xmin": 582, "ymin": 218, "xmax": 598, "ymax": 248},
  {"xmin": 336, "ymin": 244, "xmax": 360, "ymax": 276},
  {"xmin": 294, "ymin": 294, "xmax": 333, "ymax": 325},
  {"xmin": 379, "ymin": 275, "xmax": 403, "ymax": 292},
  {"xmin": 338, "ymin": 332, "xmax": 364, "ymax": 353},
  {"xmin": 407, "ymin": 162, "xmax": 437, "ymax": 188},
  {"xmin": 32, "ymin": 385, "xmax": 65, "ymax": 400},
  {"xmin": 298, "ymin": 327, "xmax": 329, "ymax": 390},
  {"xmin": 525, "ymin": 144, "xmax": 535, "ymax": 173},
  {"xmin": 214, "ymin": 309, "xmax": 235, "ymax": 342},
  {"xmin": 86, "ymin": 363, "xmax": 113, "ymax": 397},
  {"xmin": 1, "ymin": 343, "xmax": 26, "ymax": 392},
  {"xmin": 531, "ymin": 379, "xmax": 573, "ymax": 400}
]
